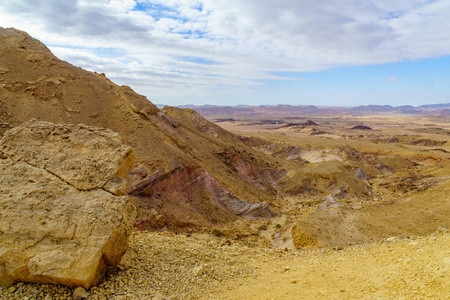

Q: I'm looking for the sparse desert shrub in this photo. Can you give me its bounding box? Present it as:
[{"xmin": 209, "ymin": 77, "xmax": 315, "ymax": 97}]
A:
[{"xmin": 211, "ymin": 229, "xmax": 223, "ymax": 237}]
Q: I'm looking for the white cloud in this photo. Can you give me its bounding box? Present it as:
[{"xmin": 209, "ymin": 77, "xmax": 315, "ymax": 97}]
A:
[
  {"xmin": 0, "ymin": 0, "xmax": 449, "ymax": 104},
  {"xmin": 385, "ymin": 76, "xmax": 398, "ymax": 83}
]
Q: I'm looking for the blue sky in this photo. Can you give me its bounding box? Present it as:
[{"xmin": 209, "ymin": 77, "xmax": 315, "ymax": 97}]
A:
[
  {"xmin": 257, "ymin": 57, "xmax": 450, "ymax": 107},
  {"xmin": 1, "ymin": 0, "xmax": 449, "ymax": 107}
]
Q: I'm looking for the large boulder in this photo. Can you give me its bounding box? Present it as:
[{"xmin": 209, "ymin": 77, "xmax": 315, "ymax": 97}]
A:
[
  {"xmin": 0, "ymin": 120, "xmax": 136, "ymax": 288},
  {"xmin": 0, "ymin": 119, "xmax": 134, "ymax": 194}
]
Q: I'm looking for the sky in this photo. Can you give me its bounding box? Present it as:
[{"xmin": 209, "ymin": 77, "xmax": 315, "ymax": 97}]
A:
[{"xmin": 1, "ymin": 0, "xmax": 450, "ymax": 107}]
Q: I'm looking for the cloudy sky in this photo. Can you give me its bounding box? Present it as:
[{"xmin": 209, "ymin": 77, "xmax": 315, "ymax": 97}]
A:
[{"xmin": 1, "ymin": 0, "xmax": 450, "ymax": 107}]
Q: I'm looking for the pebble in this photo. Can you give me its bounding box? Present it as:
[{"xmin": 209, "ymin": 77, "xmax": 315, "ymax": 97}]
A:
[
  {"xmin": 193, "ymin": 266, "xmax": 204, "ymax": 276},
  {"xmin": 437, "ymin": 226, "xmax": 447, "ymax": 234},
  {"xmin": 72, "ymin": 287, "xmax": 89, "ymax": 300}
]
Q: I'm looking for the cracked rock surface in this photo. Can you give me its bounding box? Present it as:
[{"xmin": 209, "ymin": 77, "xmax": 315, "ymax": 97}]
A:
[
  {"xmin": 0, "ymin": 119, "xmax": 134, "ymax": 193},
  {"xmin": 0, "ymin": 120, "xmax": 136, "ymax": 289}
]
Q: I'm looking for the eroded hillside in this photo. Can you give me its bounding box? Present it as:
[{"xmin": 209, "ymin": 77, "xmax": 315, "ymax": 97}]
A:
[{"xmin": 218, "ymin": 115, "xmax": 450, "ymax": 248}]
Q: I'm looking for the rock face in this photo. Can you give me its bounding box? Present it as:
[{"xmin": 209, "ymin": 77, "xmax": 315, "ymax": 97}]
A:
[
  {"xmin": 0, "ymin": 119, "xmax": 134, "ymax": 193},
  {"xmin": 317, "ymin": 194, "xmax": 341, "ymax": 210},
  {"xmin": 128, "ymin": 164, "xmax": 274, "ymax": 230},
  {"xmin": 0, "ymin": 120, "xmax": 136, "ymax": 288},
  {"xmin": 355, "ymin": 168, "xmax": 368, "ymax": 181}
]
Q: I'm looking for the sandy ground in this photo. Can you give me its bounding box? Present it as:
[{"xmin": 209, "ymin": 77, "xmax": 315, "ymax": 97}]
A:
[{"xmin": 220, "ymin": 233, "xmax": 450, "ymax": 299}]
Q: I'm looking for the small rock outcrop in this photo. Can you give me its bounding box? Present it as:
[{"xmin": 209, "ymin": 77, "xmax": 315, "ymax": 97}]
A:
[
  {"xmin": 317, "ymin": 194, "xmax": 342, "ymax": 210},
  {"xmin": 302, "ymin": 120, "xmax": 318, "ymax": 126},
  {"xmin": 351, "ymin": 125, "xmax": 372, "ymax": 130},
  {"xmin": 0, "ymin": 120, "xmax": 136, "ymax": 288},
  {"xmin": 355, "ymin": 168, "xmax": 368, "ymax": 181}
]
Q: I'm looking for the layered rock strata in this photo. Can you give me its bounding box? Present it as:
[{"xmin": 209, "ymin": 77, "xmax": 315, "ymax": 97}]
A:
[{"xmin": 129, "ymin": 164, "xmax": 274, "ymax": 230}]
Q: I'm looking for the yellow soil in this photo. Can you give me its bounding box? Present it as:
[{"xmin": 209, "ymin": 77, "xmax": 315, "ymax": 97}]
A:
[{"xmin": 220, "ymin": 234, "xmax": 450, "ymax": 300}]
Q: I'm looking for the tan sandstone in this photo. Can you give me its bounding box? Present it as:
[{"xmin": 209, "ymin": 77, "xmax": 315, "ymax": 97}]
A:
[
  {"xmin": 0, "ymin": 120, "xmax": 136, "ymax": 289},
  {"xmin": 0, "ymin": 119, "xmax": 134, "ymax": 193}
]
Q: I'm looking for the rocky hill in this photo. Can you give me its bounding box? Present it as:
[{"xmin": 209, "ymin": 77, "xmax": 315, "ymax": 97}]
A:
[{"xmin": 0, "ymin": 27, "xmax": 283, "ymax": 231}]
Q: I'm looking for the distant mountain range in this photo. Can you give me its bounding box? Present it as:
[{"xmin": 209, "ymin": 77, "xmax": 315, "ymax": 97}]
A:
[
  {"xmin": 351, "ymin": 103, "xmax": 450, "ymax": 113},
  {"xmin": 155, "ymin": 103, "xmax": 450, "ymax": 118}
]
